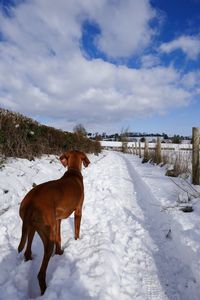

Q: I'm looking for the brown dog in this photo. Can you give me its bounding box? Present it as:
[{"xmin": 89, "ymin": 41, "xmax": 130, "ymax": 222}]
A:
[{"xmin": 18, "ymin": 150, "xmax": 90, "ymax": 295}]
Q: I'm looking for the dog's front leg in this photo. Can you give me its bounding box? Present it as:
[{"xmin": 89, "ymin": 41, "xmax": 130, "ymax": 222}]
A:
[{"xmin": 74, "ymin": 208, "xmax": 82, "ymax": 240}]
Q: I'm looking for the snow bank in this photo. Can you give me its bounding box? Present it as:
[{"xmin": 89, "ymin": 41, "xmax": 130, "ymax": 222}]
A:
[{"xmin": 0, "ymin": 151, "xmax": 200, "ymax": 299}]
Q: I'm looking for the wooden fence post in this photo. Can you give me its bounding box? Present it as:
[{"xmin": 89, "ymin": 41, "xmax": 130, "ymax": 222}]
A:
[
  {"xmin": 143, "ymin": 138, "xmax": 149, "ymax": 162},
  {"xmin": 155, "ymin": 137, "xmax": 162, "ymax": 164},
  {"xmin": 135, "ymin": 142, "xmax": 138, "ymax": 155},
  {"xmin": 132, "ymin": 144, "xmax": 135, "ymax": 155},
  {"xmin": 139, "ymin": 141, "xmax": 142, "ymax": 158},
  {"xmin": 192, "ymin": 127, "xmax": 200, "ymax": 185}
]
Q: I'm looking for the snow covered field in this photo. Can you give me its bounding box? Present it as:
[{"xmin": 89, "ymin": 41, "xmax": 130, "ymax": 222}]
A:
[{"xmin": 0, "ymin": 151, "xmax": 200, "ymax": 300}]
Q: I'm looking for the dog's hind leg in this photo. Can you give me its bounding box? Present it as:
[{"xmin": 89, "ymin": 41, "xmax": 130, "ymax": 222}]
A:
[
  {"xmin": 37, "ymin": 225, "xmax": 54, "ymax": 295},
  {"xmin": 55, "ymin": 219, "xmax": 64, "ymax": 255}
]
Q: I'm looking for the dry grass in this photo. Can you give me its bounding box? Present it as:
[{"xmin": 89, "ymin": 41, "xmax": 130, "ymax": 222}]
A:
[
  {"xmin": 163, "ymin": 150, "xmax": 191, "ymax": 178},
  {"xmin": 172, "ymin": 152, "xmax": 191, "ymax": 177},
  {"xmin": 139, "ymin": 147, "xmax": 192, "ymax": 178}
]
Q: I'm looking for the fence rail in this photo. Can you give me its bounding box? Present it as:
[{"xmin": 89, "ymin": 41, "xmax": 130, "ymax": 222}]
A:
[{"xmin": 101, "ymin": 141, "xmax": 193, "ymax": 151}]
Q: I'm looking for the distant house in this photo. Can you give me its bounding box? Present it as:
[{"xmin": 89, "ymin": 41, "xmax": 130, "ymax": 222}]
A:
[
  {"xmin": 181, "ymin": 139, "xmax": 191, "ymax": 144},
  {"xmin": 100, "ymin": 141, "xmax": 122, "ymax": 151},
  {"xmin": 127, "ymin": 137, "xmax": 138, "ymax": 142},
  {"xmin": 162, "ymin": 139, "xmax": 172, "ymax": 143}
]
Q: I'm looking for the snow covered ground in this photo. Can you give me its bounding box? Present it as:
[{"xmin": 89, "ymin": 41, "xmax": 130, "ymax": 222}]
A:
[{"xmin": 0, "ymin": 151, "xmax": 200, "ymax": 300}]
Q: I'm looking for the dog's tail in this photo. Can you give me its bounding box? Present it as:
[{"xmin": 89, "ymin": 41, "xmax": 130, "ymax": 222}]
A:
[
  {"xmin": 18, "ymin": 209, "xmax": 31, "ymax": 253},
  {"xmin": 18, "ymin": 220, "xmax": 28, "ymax": 253}
]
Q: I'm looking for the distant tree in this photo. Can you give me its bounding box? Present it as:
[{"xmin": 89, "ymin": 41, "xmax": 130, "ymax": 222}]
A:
[
  {"xmin": 102, "ymin": 132, "xmax": 107, "ymax": 139},
  {"xmin": 163, "ymin": 133, "xmax": 169, "ymax": 140},
  {"xmin": 120, "ymin": 127, "xmax": 129, "ymax": 153},
  {"xmin": 114, "ymin": 133, "xmax": 119, "ymax": 141},
  {"xmin": 95, "ymin": 134, "xmax": 101, "ymax": 141},
  {"xmin": 93, "ymin": 139, "xmax": 101, "ymax": 155},
  {"xmin": 171, "ymin": 134, "xmax": 181, "ymax": 144},
  {"xmin": 73, "ymin": 124, "xmax": 87, "ymax": 138}
]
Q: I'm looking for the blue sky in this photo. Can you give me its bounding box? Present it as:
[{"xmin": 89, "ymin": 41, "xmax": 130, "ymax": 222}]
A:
[{"xmin": 0, "ymin": 0, "xmax": 200, "ymax": 136}]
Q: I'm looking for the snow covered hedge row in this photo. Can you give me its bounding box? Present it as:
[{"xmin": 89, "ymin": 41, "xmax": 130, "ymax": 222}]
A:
[{"xmin": 0, "ymin": 108, "xmax": 101, "ymax": 159}]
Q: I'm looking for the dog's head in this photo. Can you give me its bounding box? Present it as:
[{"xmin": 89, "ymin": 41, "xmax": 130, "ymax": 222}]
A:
[{"xmin": 59, "ymin": 150, "xmax": 90, "ymax": 171}]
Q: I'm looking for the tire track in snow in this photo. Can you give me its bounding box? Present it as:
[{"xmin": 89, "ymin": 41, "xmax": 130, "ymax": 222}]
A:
[
  {"xmin": 119, "ymin": 153, "xmax": 200, "ymax": 300},
  {"xmin": 79, "ymin": 152, "xmax": 168, "ymax": 299}
]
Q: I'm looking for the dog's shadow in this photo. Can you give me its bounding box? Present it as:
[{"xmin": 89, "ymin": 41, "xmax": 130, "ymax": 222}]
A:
[
  {"xmin": 27, "ymin": 233, "xmax": 43, "ymax": 298},
  {"xmin": 0, "ymin": 241, "xmax": 31, "ymax": 299}
]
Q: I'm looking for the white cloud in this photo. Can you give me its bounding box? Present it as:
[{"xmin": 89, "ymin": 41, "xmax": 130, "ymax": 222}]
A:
[
  {"xmin": 181, "ymin": 71, "xmax": 200, "ymax": 92},
  {"xmin": 159, "ymin": 35, "xmax": 200, "ymax": 60},
  {"xmin": 85, "ymin": 0, "xmax": 157, "ymax": 58},
  {"xmin": 140, "ymin": 54, "xmax": 160, "ymax": 68},
  {"xmin": 0, "ymin": 0, "xmax": 199, "ymax": 132}
]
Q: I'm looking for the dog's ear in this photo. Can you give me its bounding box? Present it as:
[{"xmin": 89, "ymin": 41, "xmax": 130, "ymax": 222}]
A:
[
  {"xmin": 59, "ymin": 152, "xmax": 69, "ymax": 167},
  {"xmin": 82, "ymin": 153, "xmax": 90, "ymax": 167}
]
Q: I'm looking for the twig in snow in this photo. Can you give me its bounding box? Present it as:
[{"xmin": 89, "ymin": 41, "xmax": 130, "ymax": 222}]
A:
[
  {"xmin": 161, "ymin": 203, "xmax": 193, "ymax": 212},
  {"xmin": 169, "ymin": 178, "xmax": 200, "ymax": 200},
  {"xmin": 166, "ymin": 229, "xmax": 172, "ymax": 239},
  {"xmin": 161, "ymin": 204, "xmax": 180, "ymax": 211},
  {"xmin": 0, "ymin": 206, "xmax": 10, "ymax": 216},
  {"xmin": 182, "ymin": 178, "xmax": 200, "ymax": 196}
]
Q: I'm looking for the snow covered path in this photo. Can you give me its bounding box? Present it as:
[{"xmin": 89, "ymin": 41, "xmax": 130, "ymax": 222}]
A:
[{"xmin": 0, "ymin": 151, "xmax": 200, "ymax": 300}]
